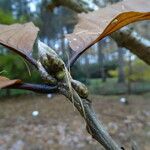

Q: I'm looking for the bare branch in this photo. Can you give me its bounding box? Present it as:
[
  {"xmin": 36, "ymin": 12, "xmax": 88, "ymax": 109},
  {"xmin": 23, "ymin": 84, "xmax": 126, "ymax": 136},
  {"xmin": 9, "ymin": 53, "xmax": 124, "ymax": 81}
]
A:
[
  {"xmin": 4, "ymin": 83, "xmax": 58, "ymax": 93},
  {"xmin": 111, "ymin": 26, "xmax": 150, "ymax": 65},
  {"xmin": 59, "ymin": 86, "xmax": 122, "ymax": 150}
]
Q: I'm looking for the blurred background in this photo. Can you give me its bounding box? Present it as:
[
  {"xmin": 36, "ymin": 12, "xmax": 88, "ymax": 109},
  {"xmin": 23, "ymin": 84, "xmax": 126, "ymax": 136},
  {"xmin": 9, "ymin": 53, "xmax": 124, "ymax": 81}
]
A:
[{"xmin": 0, "ymin": 0, "xmax": 150, "ymax": 150}]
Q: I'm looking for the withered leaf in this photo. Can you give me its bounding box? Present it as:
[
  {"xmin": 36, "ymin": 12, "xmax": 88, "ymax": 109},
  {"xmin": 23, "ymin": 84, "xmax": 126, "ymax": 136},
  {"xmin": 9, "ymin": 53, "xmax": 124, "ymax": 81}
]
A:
[
  {"xmin": 0, "ymin": 22, "xmax": 39, "ymax": 55},
  {"xmin": 66, "ymin": 0, "xmax": 150, "ymax": 52},
  {"xmin": 0, "ymin": 76, "xmax": 22, "ymax": 89}
]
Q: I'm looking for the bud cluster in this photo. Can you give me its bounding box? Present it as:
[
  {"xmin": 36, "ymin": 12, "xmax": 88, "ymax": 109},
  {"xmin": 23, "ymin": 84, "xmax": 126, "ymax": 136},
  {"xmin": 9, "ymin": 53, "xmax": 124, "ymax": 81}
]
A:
[
  {"xmin": 71, "ymin": 79, "xmax": 89, "ymax": 99},
  {"xmin": 37, "ymin": 40, "xmax": 89, "ymax": 98},
  {"xmin": 38, "ymin": 40, "xmax": 66, "ymax": 82}
]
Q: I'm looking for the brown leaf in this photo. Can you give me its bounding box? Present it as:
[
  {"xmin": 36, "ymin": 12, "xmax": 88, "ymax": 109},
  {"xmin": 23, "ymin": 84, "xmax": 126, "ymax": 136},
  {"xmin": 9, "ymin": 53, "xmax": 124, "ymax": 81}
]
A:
[
  {"xmin": 66, "ymin": 0, "xmax": 150, "ymax": 52},
  {"xmin": 0, "ymin": 76, "xmax": 21, "ymax": 89},
  {"xmin": 0, "ymin": 22, "xmax": 39, "ymax": 55}
]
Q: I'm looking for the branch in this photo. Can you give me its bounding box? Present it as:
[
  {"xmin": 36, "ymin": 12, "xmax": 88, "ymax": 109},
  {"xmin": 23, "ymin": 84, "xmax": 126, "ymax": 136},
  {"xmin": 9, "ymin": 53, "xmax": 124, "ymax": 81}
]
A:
[
  {"xmin": 4, "ymin": 83, "xmax": 58, "ymax": 93},
  {"xmin": 111, "ymin": 26, "xmax": 150, "ymax": 65},
  {"xmin": 58, "ymin": 86, "xmax": 122, "ymax": 150},
  {"xmin": 36, "ymin": 41, "xmax": 122, "ymax": 149}
]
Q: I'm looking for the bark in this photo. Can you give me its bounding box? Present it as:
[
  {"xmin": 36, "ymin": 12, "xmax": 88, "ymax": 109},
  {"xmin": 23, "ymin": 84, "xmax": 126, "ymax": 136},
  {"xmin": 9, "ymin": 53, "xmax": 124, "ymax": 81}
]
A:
[
  {"xmin": 127, "ymin": 53, "xmax": 132, "ymax": 94},
  {"xmin": 59, "ymin": 86, "xmax": 122, "ymax": 150},
  {"xmin": 98, "ymin": 42, "xmax": 107, "ymax": 82},
  {"xmin": 117, "ymin": 48, "xmax": 125, "ymax": 83}
]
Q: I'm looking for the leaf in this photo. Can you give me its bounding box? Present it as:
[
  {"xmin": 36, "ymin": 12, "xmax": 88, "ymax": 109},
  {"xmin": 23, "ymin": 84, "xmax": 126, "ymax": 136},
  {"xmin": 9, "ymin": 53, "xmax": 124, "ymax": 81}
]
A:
[
  {"xmin": 0, "ymin": 76, "xmax": 21, "ymax": 89},
  {"xmin": 0, "ymin": 22, "xmax": 39, "ymax": 56},
  {"xmin": 66, "ymin": 0, "xmax": 150, "ymax": 52}
]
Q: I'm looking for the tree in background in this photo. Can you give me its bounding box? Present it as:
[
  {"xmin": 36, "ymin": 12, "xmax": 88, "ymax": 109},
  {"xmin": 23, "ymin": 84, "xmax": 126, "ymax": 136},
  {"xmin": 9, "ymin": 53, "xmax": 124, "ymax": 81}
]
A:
[{"xmin": 117, "ymin": 48, "xmax": 125, "ymax": 83}]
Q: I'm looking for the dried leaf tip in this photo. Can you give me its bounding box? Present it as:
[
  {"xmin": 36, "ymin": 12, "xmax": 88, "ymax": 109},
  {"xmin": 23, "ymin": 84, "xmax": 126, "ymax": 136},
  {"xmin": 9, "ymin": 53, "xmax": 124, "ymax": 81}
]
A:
[{"xmin": 0, "ymin": 76, "xmax": 21, "ymax": 89}]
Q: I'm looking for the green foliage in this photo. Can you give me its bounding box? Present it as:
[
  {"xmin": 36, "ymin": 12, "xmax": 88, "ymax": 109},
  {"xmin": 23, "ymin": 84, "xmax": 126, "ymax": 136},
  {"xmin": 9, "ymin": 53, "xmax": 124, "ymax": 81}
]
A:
[
  {"xmin": 109, "ymin": 70, "xmax": 118, "ymax": 78},
  {"xmin": 0, "ymin": 8, "xmax": 29, "ymax": 25},
  {"xmin": 71, "ymin": 63, "xmax": 87, "ymax": 80},
  {"xmin": 88, "ymin": 78, "xmax": 150, "ymax": 95},
  {"xmin": 0, "ymin": 89, "xmax": 31, "ymax": 97},
  {"xmin": 0, "ymin": 54, "xmax": 42, "ymax": 83},
  {"xmin": 71, "ymin": 60, "xmax": 118, "ymax": 85},
  {"xmin": 0, "ymin": 9, "xmax": 15, "ymax": 24},
  {"xmin": 0, "ymin": 52, "xmax": 42, "ymax": 97},
  {"xmin": 125, "ymin": 59, "xmax": 150, "ymax": 81}
]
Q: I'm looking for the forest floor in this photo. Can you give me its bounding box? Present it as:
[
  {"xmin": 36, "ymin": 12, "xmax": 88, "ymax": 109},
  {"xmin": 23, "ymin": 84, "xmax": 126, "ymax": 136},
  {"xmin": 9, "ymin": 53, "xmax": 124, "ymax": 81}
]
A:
[{"xmin": 0, "ymin": 94, "xmax": 149, "ymax": 150}]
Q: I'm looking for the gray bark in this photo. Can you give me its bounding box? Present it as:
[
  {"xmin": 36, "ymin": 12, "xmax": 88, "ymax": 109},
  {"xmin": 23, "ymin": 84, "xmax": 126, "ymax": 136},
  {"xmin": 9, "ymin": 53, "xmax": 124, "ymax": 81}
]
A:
[
  {"xmin": 98, "ymin": 42, "xmax": 107, "ymax": 82},
  {"xmin": 117, "ymin": 48, "xmax": 125, "ymax": 83},
  {"xmin": 59, "ymin": 86, "xmax": 121, "ymax": 150}
]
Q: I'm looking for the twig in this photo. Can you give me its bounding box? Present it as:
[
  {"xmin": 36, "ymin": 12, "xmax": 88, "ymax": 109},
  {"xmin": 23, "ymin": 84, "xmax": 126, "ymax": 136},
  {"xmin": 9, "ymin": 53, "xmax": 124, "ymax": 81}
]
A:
[
  {"xmin": 5, "ymin": 83, "xmax": 58, "ymax": 93},
  {"xmin": 4, "ymin": 81, "xmax": 123, "ymax": 150},
  {"xmin": 59, "ymin": 86, "xmax": 122, "ymax": 150}
]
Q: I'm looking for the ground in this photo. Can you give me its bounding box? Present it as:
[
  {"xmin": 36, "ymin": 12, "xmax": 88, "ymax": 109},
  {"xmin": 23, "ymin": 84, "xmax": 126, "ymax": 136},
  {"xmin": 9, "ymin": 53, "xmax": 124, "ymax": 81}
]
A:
[{"xmin": 0, "ymin": 94, "xmax": 149, "ymax": 150}]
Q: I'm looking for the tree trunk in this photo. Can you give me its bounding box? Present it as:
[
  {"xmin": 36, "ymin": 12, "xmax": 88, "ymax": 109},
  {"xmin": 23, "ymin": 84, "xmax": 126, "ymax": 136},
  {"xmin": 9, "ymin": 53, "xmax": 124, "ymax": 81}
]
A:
[
  {"xmin": 127, "ymin": 53, "xmax": 132, "ymax": 94},
  {"xmin": 117, "ymin": 47, "xmax": 125, "ymax": 83},
  {"xmin": 98, "ymin": 42, "xmax": 107, "ymax": 82}
]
